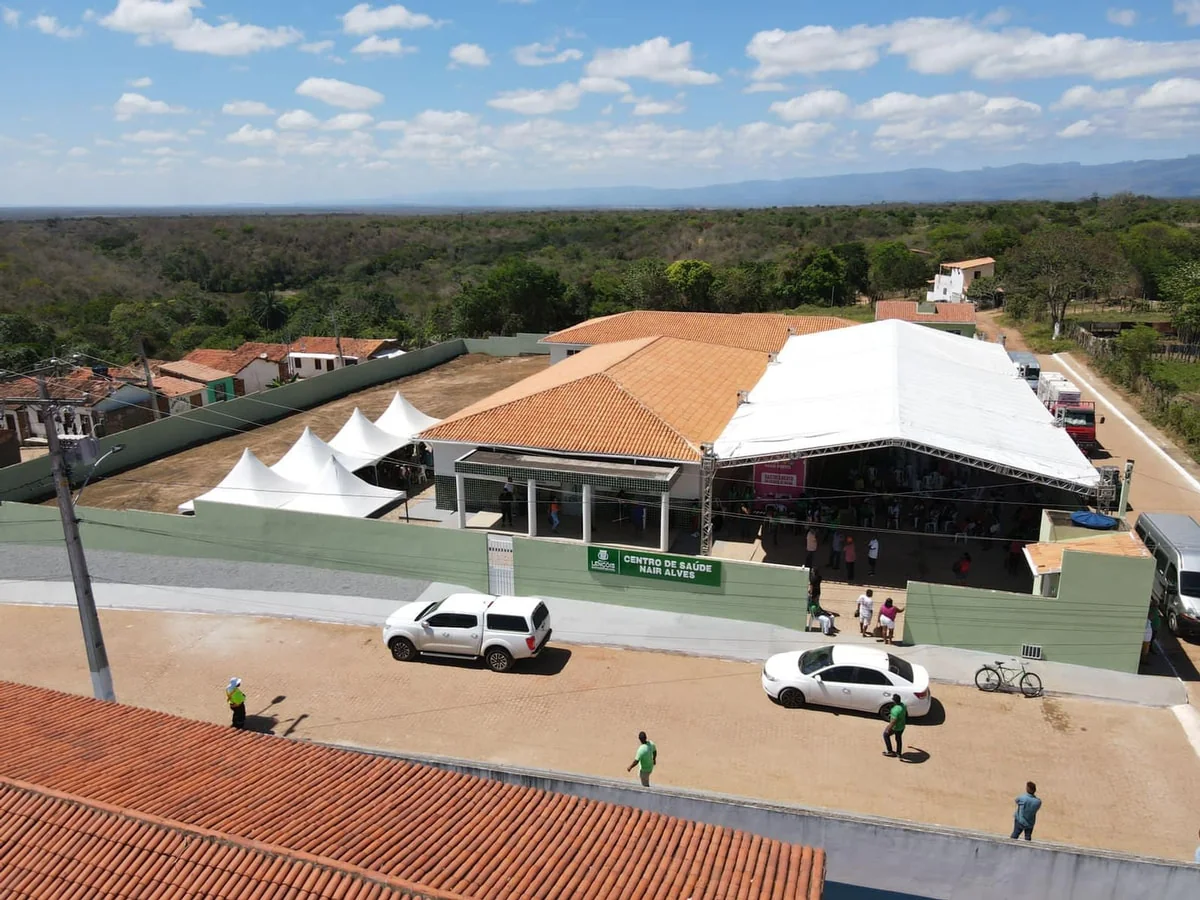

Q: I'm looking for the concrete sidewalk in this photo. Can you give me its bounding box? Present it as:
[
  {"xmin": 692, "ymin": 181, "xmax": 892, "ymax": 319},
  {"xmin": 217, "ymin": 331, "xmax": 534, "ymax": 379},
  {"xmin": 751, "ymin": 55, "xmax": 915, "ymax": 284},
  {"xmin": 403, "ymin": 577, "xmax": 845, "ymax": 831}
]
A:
[{"xmin": 0, "ymin": 577, "xmax": 1185, "ymax": 707}]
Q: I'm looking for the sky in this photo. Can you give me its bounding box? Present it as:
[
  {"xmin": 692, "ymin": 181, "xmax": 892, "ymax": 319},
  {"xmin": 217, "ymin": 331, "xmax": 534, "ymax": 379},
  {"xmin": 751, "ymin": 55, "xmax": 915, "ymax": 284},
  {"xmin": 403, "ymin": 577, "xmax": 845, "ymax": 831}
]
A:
[{"xmin": 2, "ymin": 1, "xmax": 1200, "ymax": 205}]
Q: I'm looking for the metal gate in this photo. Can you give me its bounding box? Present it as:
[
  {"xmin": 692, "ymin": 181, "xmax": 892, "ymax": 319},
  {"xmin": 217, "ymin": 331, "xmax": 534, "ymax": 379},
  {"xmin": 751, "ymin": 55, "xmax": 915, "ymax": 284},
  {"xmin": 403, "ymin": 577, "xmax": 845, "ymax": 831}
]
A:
[{"xmin": 486, "ymin": 533, "xmax": 515, "ymax": 595}]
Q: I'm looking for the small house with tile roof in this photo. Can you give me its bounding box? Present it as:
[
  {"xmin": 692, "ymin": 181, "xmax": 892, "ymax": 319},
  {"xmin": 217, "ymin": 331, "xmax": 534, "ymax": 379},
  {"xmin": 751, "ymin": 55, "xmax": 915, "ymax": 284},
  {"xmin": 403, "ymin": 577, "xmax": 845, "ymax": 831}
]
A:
[
  {"xmin": 289, "ymin": 336, "xmax": 402, "ymax": 378},
  {"xmin": 184, "ymin": 341, "xmax": 291, "ymax": 393},
  {"xmin": 875, "ymin": 300, "xmax": 977, "ymax": 338},
  {"xmin": 926, "ymin": 256, "xmax": 995, "ymax": 304}
]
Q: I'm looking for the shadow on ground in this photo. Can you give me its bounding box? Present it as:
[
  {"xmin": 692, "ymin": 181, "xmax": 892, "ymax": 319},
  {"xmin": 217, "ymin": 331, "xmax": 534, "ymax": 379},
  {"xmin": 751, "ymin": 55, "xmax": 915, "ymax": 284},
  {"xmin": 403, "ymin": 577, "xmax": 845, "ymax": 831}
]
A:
[{"xmin": 415, "ymin": 647, "xmax": 573, "ymax": 677}]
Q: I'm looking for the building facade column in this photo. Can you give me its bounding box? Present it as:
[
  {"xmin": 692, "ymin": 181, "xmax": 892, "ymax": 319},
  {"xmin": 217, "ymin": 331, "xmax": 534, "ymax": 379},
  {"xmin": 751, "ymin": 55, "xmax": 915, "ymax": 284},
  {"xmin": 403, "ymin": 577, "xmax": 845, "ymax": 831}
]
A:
[
  {"xmin": 455, "ymin": 473, "xmax": 467, "ymax": 529},
  {"xmin": 582, "ymin": 484, "xmax": 593, "ymax": 544},
  {"xmin": 527, "ymin": 478, "xmax": 537, "ymax": 537},
  {"xmin": 659, "ymin": 491, "xmax": 670, "ymax": 552}
]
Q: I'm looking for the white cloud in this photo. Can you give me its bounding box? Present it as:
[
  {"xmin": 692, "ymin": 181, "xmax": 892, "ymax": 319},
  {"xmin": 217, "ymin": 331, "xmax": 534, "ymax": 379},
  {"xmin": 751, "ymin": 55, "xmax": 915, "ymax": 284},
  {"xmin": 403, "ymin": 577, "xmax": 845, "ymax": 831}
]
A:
[
  {"xmin": 488, "ymin": 82, "xmax": 582, "ymax": 115},
  {"xmin": 128, "ymin": 76, "xmax": 153, "ymax": 87},
  {"xmin": 276, "ymin": 109, "xmax": 321, "ymax": 130},
  {"xmin": 587, "ymin": 37, "xmax": 719, "ymax": 86},
  {"xmin": 300, "ymin": 40, "xmax": 334, "ymax": 54},
  {"xmin": 67, "ymin": 146, "xmax": 90, "ymax": 157},
  {"xmin": 450, "ymin": 43, "xmax": 489, "ymax": 67},
  {"xmin": 852, "ymin": 90, "xmax": 1040, "ymax": 152},
  {"xmin": 856, "ymin": 90, "xmax": 1040, "ymax": 120},
  {"xmin": 1177, "ymin": 1, "xmax": 1200, "ymax": 26},
  {"xmin": 1058, "ymin": 119, "xmax": 1097, "ymax": 138},
  {"xmin": 747, "ymin": 17, "xmax": 1200, "ymax": 82},
  {"xmin": 226, "ymin": 124, "xmax": 276, "ymax": 145},
  {"xmin": 1133, "ymin": 77, "xmax": 1200, "ymax": 108},
  {"xmin": 340, "ymin": 3, "xmax": 440, "ymax": 35},
  {"xmin": 743, "ymin": 81, "xmax": 787, "ymax": 94},
  {"xmin": 100, "ymin": 0, "xmax": 301, "ymax": 56},
  {"xmin": 203, "ymin": 155, "xmax": 285, "ymax": 168},
  {"xmin": 630, "ymin": 97, "xmax": 685, "ymax": 116},
  {"xmin": 31, "ymin": 14, "xmax": 83, "ymax": 38},
  {"xmin": 351, "ymin": 34, "xmax": 414, "ymax": 55},
  {"xmin": 1054, "ymin": 85, "xmax": 1130, "ymax": 109},
  {"xmin": 296, "ymin": 76, "xmax": 384, "ymax": 109},
  {"xmin": 223, "ymin": 100, "xmax": 276, "ymax": 116},
  {"xmin": 323, "ymin": 112, "xmax": 374, "ymax": 130},
  {"xmin": 578, "ymin": 76, "xmax": 630, "ymax": 94},
  {"xmin": 375, "ymin": 119, "xmax": 407, "ymax": 130},
  {"xmin": 734, "ymin": 121, "xmax": 834, "ymax": 157},
  {"xmin": 122, "ymin": 128, "xmax": 187, "ymax": 142},
  {"xmin": 513, "ymin": 39, "xmax": 582, "ymax": 66},
  {"xmin": 770, "ymin": 90, "xmax": 851, "ymax": 122},
  {"xmin": 1107, "ymin": 8, "xmax": 1137, "ymax": 26},
  {"xmin": 2, "ymin": 7, "xmax": 19, "ymax": 27},
  {"xmin": 113, "ymin": 92, "xmax": 187, "ymax": 121}
]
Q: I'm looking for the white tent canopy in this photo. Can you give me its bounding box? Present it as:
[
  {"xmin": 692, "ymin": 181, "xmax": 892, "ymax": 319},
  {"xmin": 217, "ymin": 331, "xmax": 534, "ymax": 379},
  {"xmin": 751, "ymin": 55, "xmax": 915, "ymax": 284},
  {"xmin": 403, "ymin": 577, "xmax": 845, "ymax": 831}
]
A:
[
  {"xmin": 278, "ymin": 456, "xmax": 403, "ymax": 518},
  {"xmin": 178, "ymin": 448, "xmax": 306, "ymax": 513},
  {"xmin": 713, "ymin": 319, "xmax": 1101, "ymax": 490},
  {"xmin": 329, "ymin": 408, "xmax": 406, "ymax": 470},
  {"xmin": 375, "ymin": 392, "xmax": 439, "ymax": 443},
  {"xmin": 270, "ymin": 426, "xmax": 361, "ymax": 482}
]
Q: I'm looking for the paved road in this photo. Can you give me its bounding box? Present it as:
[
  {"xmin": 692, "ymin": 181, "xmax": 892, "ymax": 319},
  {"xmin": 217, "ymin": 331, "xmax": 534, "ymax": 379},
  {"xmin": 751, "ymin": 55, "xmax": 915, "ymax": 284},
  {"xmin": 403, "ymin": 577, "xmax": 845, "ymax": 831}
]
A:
[{"xmin": 2, "ymin": 603, "xmax": 1197, "ymax": 862}]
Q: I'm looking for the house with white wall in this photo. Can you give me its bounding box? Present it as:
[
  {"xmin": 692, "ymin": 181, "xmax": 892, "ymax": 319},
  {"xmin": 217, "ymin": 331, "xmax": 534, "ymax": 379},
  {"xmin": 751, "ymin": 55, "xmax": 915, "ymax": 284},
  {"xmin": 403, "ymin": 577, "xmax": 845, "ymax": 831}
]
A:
[{"xmin": 926, "ymin": 257, "xmax": 995, "ymax": 303}]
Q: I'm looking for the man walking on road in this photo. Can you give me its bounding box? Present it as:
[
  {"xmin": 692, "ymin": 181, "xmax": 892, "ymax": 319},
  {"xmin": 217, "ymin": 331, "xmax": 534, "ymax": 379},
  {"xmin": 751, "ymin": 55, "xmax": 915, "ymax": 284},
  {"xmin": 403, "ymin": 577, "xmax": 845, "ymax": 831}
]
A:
[
  {"xmin": 856, "ymin": 589, "xmax": 874, "ymax": 637},
  {"xmin": 882, "ymin": 694, "xmax": 906, "ymax": 759},
  {"xmin": 627, "ymin": 731, "xmax": 657, "ymax": 787},
  {"xmin": 226, "ymin": 677, "xmax": 246, "ymax": 729},
  {"xmin": 1012, "ymin": 782, "xmax": 1042, "ymax": 841}
]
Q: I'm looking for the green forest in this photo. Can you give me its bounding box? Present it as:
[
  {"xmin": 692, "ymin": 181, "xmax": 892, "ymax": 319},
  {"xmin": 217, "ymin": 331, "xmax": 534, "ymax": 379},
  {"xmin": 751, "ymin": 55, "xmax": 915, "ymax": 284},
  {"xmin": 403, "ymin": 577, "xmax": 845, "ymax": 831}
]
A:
[{"xmin": 2, "ymin": 195, "xmax": 1200, "ymax": 373}]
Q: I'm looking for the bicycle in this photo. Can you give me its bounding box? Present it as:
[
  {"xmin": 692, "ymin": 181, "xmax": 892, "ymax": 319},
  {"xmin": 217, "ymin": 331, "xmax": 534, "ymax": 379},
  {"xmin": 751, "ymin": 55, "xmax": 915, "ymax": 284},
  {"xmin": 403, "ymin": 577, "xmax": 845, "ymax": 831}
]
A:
[{"xmin": 974, "ymin": 659, "xmax": 1043, "ymax": 698}]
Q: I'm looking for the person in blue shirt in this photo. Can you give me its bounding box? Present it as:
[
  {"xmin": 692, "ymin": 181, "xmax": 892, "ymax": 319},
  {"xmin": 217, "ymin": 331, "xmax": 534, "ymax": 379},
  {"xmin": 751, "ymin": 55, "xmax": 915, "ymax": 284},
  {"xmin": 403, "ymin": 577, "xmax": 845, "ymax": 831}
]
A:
[{"xmin": 1011, "ymin": 781, "xmax": 1042, "ymax": 841}]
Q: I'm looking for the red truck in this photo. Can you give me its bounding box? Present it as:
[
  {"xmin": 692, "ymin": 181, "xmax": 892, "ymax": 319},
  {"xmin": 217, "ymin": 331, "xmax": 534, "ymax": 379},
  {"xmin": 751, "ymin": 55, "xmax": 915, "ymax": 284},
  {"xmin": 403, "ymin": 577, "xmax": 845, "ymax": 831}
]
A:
[{"xmin": 1050, "ymin": 401, "xmax": 1101, "ymax": 452}]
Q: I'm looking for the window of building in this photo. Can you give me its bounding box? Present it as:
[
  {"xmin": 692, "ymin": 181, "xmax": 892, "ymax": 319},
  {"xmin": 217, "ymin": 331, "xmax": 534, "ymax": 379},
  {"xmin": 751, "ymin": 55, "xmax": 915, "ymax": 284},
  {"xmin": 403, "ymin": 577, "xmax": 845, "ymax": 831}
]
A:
[{"xmin": 325, "ymin": 359, "xmax": 335, "ymax": 372}]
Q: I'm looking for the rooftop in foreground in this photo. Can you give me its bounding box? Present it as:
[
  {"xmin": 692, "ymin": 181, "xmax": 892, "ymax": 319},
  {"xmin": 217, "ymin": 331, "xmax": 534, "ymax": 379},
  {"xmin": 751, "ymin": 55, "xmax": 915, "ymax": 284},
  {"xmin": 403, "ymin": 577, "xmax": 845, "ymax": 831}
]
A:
[{"xmin": 0, "ymin": 680, "xmax": 826, "ymax": 900}]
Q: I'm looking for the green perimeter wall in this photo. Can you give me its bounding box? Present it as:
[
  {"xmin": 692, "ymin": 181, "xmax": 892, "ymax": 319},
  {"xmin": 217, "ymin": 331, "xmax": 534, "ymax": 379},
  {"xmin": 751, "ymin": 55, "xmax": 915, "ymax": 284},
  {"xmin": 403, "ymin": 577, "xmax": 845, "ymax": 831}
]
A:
[
  {"xmin": 0, "ymin": 501, "xmax": 490, "ymax": 590},
  {"xmin": 903, "ymin": 549, "xmax": 1154, "ymax": 672},
  {"xmin": 0, "ymin": 334, "xmax": 549, "ymax": 504},
  {"xmin": 512, "ymin": 537, "xmax": 807, "ymax": 629}
]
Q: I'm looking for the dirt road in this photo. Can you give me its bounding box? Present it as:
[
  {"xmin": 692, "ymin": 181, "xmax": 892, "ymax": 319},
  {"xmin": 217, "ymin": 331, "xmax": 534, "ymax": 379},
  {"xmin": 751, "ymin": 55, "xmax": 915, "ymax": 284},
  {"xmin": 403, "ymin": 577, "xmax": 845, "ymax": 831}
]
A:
[{"xmin": 3, "ymin": 604, "xmax": 1197, "ymax": 861}]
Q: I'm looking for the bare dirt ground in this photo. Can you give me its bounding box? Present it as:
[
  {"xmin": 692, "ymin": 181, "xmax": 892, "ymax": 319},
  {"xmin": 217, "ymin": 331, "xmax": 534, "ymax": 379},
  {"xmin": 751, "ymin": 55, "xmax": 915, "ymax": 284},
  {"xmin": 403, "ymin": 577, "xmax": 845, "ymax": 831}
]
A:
[
  {"xmin": 3, "ymin": 604, "xmax": 1196, "ymax": 862},
  {"xmin": 72, "ymin": 354, "xmax": 548, "ymax": 514}
]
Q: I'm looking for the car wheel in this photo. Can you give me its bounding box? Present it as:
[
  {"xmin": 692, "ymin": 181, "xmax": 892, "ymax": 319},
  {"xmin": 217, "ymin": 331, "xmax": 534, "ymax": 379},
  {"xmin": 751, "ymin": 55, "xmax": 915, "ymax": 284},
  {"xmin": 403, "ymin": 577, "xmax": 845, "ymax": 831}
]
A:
[
  {"xmin": 388, "ymin": 637, "xmax": 417, "ymax": 662},
  {"xmin": 485, "ymin": 647, "xmax": 513, "ymax": 673},
  {"xmin": 1168, "ymin": 610, "xmax": 1180, "ymax": 636},
  {"xmin": 778, "ymin": 688, "xmax": 805, "ymax": 709},
  {"xmin": 878, "ymin": 703, "xmax": 894, "ymax": 720}
]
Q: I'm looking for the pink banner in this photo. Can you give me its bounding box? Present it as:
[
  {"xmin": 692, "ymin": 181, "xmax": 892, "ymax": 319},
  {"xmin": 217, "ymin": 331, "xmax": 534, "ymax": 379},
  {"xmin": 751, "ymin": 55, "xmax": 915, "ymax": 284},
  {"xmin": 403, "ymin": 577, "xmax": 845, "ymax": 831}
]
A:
[{"xmin": 753, "ymin": 459, "xmax": 806, "ymax": 499}]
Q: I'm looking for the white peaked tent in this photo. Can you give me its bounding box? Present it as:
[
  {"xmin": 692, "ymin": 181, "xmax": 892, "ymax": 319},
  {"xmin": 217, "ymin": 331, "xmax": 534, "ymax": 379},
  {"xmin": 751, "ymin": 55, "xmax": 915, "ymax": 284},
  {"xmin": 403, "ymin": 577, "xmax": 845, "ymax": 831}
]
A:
[
  {"xmin": 329, "ymin": 408, "xmax": 405, "ymax": 470},
  {"xmin": 374, "ymin": 392, "xmax": 440, "ymax": 443},
  {"xmin": 270, "ymin": 426, "xmax": 359, "ymax": 482},
  {"xmin": 278, "ymin": 456, "xmax": 403, "ymax": 518},
  {"xmin": 178, "ymin": 449, "xmax": 305, "ymax": 513}
]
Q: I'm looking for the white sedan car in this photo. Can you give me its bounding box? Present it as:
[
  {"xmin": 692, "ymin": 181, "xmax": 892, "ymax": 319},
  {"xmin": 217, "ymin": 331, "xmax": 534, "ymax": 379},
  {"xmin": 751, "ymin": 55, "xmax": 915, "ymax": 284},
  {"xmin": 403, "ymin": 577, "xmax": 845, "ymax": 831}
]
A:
[{"xmin": 762, "ymin": 644, "xmax": 932, "ymax": 718}]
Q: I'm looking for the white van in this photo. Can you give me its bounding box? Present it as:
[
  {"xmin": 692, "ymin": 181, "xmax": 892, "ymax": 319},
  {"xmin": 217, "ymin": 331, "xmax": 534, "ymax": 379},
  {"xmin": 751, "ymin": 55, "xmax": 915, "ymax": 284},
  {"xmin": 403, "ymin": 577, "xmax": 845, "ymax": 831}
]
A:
[
  {"xmin": 383, "ymin": 592, "xmax": 552, "ymax": 672},
  {"xmin": 1134, "ymin": 513, "xmax": 1200, "ymax": 637}
]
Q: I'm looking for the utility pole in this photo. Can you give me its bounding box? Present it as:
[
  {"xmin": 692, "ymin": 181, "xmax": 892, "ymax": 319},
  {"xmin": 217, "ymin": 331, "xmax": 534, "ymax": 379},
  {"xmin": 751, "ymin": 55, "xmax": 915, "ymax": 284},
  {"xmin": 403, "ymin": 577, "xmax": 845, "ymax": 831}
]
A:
[
  {"xmin": 331, "ymin": 310, "xmax": 345, "ymax": 369},
  {"xmin": 137, "ymin": 337, "xmax": 162, "ymax": 420},
  {"xmin": 35, "ymin": 377, "xmax": 116, "ymax": 702}
]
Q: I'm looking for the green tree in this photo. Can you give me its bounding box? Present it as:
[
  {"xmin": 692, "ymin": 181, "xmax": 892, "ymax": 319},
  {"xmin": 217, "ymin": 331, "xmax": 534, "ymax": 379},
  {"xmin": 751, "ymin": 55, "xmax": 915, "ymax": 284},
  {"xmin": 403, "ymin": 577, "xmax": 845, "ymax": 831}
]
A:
[
  {"xmin": 1119, "ymin": 222, "xmax": 1198, "ymax": 300},
  {"xmin": 1160, "ymin": 261, "xmax": 1200, "ymax": 344},
  {"xmin": 452, "ymin": 258, "xmax": 570, "ymax": 337},
  {"xmin": 250, "ymin": 289, "xmax": 289, "ymax": 331},
  {"xmin": 794, "ymin": 248, "xmax": 848, "ymax": 306},
  {"xmin": 664, "ymin": 259, "xmax": 715, "ymax": 311},
  {"xmin": 620, "ymin": 258, "xmax": 674, "ymax": 310},
  {"xmin": 868, "ymin": 242, "xmax": 929, "ymax": 296},
  {"xmin": 967, "ymin": 274, "xmax": 1004, "ymax": 310},
  {"xmin": 1115, "ymin": 324, "xmax": 1160, "ymax": 383},
  {"xmin": 831, "ymin": 242, "xmax": 870, "ymax": 296},
  {"xmin": 711, "ymin": 263, "xmax": 773, "ymax": 313}
]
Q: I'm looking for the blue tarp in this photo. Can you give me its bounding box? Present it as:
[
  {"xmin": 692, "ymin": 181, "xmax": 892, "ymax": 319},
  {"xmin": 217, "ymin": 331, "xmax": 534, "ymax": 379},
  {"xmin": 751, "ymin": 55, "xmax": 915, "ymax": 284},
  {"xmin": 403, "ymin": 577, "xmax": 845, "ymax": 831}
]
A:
[{"xmin": 1070, "ymin": 510, "xmax": 1118, "ymax": 530}]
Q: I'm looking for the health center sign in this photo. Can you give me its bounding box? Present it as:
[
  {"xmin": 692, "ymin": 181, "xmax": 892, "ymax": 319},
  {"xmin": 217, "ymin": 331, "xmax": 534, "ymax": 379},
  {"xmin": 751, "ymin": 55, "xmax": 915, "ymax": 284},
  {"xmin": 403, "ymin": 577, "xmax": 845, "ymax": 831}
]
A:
[
  {"xmin": 753, "ymin": 459, "xmax": 806, "ymax": 498},
  {"xmin": 587, "ymin": 546, "xmax": 722, "ymax": 587}
]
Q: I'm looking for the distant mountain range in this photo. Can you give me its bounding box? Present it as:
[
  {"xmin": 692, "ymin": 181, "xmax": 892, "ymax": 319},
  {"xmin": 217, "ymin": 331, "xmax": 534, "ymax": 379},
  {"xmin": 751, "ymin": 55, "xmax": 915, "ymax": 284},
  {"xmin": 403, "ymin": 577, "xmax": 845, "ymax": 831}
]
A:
[{"xmin": 399, "ymin": 155, "xmax": 1200, "ymax": 209}]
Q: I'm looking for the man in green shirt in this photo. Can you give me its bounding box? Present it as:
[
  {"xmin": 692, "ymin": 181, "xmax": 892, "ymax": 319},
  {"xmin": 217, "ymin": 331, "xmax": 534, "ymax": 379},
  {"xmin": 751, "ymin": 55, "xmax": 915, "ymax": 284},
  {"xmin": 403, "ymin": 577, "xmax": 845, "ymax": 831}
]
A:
[
  {"xmin": 226, "ymin": 676, "xmax": 246, "ymax": 729},
  {"xmin": 627, "ymin": 731, "xmax": 658, "ymax": 787},
  {"xmin": 883, "ymin": 693, "xmax": 907, "ymax": 758}
]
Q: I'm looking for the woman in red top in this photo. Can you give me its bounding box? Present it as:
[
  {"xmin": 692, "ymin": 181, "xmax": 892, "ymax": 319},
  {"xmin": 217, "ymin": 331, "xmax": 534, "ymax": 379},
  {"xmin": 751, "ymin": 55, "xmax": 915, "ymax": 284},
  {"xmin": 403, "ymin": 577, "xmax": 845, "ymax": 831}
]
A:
[
  {"xmin": 953, "ymin": 552, "xmax": 972, "ymax": 582},
  {"xmin": 843, "ymin": 536, "xmax": 857, "ymax": 583}
]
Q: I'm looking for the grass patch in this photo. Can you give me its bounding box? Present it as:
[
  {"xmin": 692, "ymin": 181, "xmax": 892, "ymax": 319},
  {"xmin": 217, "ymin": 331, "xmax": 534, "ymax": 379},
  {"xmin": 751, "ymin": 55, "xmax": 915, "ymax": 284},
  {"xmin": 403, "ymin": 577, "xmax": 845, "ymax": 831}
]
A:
[
  {"xmin": 1152, "ymin": 359, "xmax": 1200, "ymax": 394},
  {"xmin": 999, "ymin": 316, "xmax": 1076, "ymax": 354},
  {"xmin": 786, "ymin": 303, "xmax": 877, "ymax": 323},
  {"xmin": 1067, "ymin": 309, "xmax": 1172, "ymax": 324}
]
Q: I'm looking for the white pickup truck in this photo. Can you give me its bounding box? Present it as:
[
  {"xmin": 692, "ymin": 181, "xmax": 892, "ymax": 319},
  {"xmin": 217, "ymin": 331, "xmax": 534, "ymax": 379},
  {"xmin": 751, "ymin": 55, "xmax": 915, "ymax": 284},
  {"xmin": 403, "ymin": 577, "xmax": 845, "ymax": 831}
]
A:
[{"xmin": 383, "ymin": 592, "xmax": 552, "ymax": 672}]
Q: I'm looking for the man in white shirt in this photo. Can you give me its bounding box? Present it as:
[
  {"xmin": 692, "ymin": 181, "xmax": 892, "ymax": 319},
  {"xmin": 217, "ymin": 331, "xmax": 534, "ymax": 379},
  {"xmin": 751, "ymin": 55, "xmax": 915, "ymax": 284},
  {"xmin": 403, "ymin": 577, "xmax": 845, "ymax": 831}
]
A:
[
  {"xmin": 867, "ymin": 536, "xmax": 880, "ymax": 577},
  {"xmin": 856, "ymin": 589, "xmax": 875, "ymax": 637}
]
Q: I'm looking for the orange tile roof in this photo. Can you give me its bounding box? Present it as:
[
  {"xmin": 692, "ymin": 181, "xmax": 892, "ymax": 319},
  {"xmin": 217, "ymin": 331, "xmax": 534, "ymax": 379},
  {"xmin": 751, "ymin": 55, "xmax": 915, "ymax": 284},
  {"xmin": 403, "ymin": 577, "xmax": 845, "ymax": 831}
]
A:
[
  {"xmin": 293, "ymin": 336, "xmax": 397, "ymax": 359},
  {"xmin": 158, "ymin": 359, "xmax": 237, "ymax": 383},
  {"xmin": 187, "ymin": 342, "xmax": 290, "ymax": 374},
  {"xmin": 1024, "ymin": 531, "xmax": 1152, "ymax": 575},
  {"xmin": 542, "ymin": 311, "xmax": 855, "ymax": 352},
  {"xmin": 0, "ymin": 682, "xmax": 825, "ymax": 900},
  {"xmin": 422, "ymin": 336, "xmax": 770, "ymax": 461},
  {"xmin": 940, "ymin": 257, "xmax": 995, "ymax": 269},
  {"xmin": 875, "ymin": 301, "xmax": 978, "ymax": 324},
  {"xmin": 150, "ymin": 374, "xmax": 207, "ymax": 398},
  {"xmin": 0, "ymin": 777, "xmax": 459, "ymax": 900}
]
